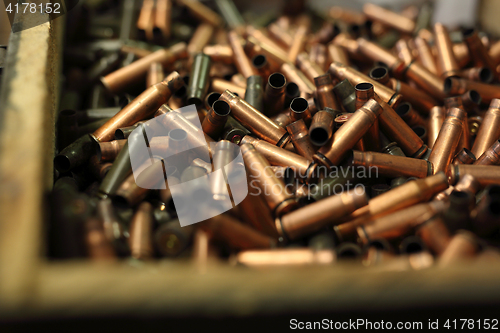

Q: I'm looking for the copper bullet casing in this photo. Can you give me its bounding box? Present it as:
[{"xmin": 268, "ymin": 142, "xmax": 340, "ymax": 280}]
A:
[
  {"xmin": 434, "ymin": 23, "xmax": 460, "ymax": 79},
  {"xmin": 240, "ymin": 143, "xmax": 297, "ymax": 216},
  {"xmin": 445, "ymin": 77, "xmax": 500, "ymax": 104},
  {"xmin": 475, "ymin": 140, "xmax": 500, "ymax": 166},
  {"xmin": 289, "ymin": 97, "xmax": 313, "ymax": 125},
  {"xmin": 327, "ymin": 44, "xmax": 350, "ymax": 66},
  {"xmin": 435, "ymin": 173, "xmax": 480, "ymax": 201},
  {"xmin": 246, "ymin": 26, "xmax": 290, "ymax": 65},
  {"xmin": 267, "ymin": 23, "xmax": 293, "ymax": 49},
  {"xmin": 357, "ymin": 38, "xmax": 406, "ymax": 77},
  {"xmin": 101, "ymin": 43, "xmax": 187, "ymax": 94},
  {"xmin": 314, "ymin": 99, "xmax": 382, "ymax": 168},
  {"xmin": 357, "ymin": 201, "xmax": 446, "ymax": 245},
  {"xmin": 363, "ymin": 3, "xmax": 415, "ymax": 35},
  {"xmin": 200, "ymin": 214, "xmax": 274, "ymax": 250},
  {"xmin": 416, "ymin": 216, "xmax": 451, "ymax": 255},
  {"xmin": 452, "ymin": 148, "xmax": 476, "ymax": 165},
  {"xmin": 369, "ymin": 67, "xmax": 390, "ymax": 86},
  {"xmin": 188, "ymin": 23, "xmax": 215, "ymax": 55},
  {"xmin": 280, "ymin": 62, "xmax": 315, "ymax": 96},
  {"xmin": 428, "ymin": 106, "xmax": 445, "ymax": 149},
  {"xmin": 309, "ymin": 109, "xmax": 337, "ymax": 146},
  {"xmin": 463, "ymin": 28, "xmax": 498, "ymax": 79},
  {"xmin": 264, "ymin": 73, "xmax": 286, "ymax": 116},
  {"xmin": 155, "ymin": 0, "xmax": 172, "ymax": 39},
  {"xmin": 405, "ymin": 61, "xmax": 447, "ymax": 101},
  {"xmin": 414, "ymin": 35, "xmax": 438, "ymax": 75},
  {"xmin": 233, "ymin": 248, "xmax": 335, "ymax": 266},
  {"xmin": 388, "ymin": 78, "xmax": 438, "ymax": 115},
  {"xmin": 211, "ymin": 78, "xmax": 246, "ymax": 97},
  {"xmin": 252, "ymin": 55, "xmax": 272, "ymax": 82},
  {"xmin": 453, "ymin": 42, "xmax": 471, "ymax": 68},
  {"xmin": 147, "ymin": 62, "xmax": 164, "ymax": 87},
  {"xmin": 98, "ymin": 139, "xmax": 127, "ymax": 162},
  {"xmin": 176, "ymin": 0, "xmax": 223, "ymax": 27},
  {"xmin": 129, "ymin": 202, "xmax": 154, "ymax": 260},
  {"xmin": 448, "ymin": 164, "xmax": 500, "ymax": 187},
  {"xmin": 329, "ymin": 62, "xmax": 401, "ymax": 107},
  {"xmin": 351, "ymin": 150, "xmax": 432, "ymax": 178},
  {"xmin": 309, "ymin": 43, "xmax": 328, "ymax": 71},
  {"xmin": 288, "ymin": 16, "xmax": 310, "ymax": 63},
  {"xmin": 296, "ymin": 52, "xmax": 323, "ymax": 82},
  {"xmin": 272, "ymin": 112, "xmax": 291, "ymax": 129},
  {"xmin": 314, "ymin": 74, "xmax": 340, "ymax": 111},
  {"xmin": 240, "ymin": 136, "xmax": 314, "ymax": 181},
  {"xmin": 137, "ymin": 0, "xmax": 155, "ymax": 41},
  {"xmin": 375, "ymin": 94, "xmax": 427, "ymax": 158},
  {"xmin": 277, "ymin": 190, "xmax": 368, "ymax": 241},
  {"xmin": 334, "ymin": 173, "xmax": 449, "ymax": 242},
  {"xmin": 219, "ymin": 90, "xmax": 290, "ymax": 147},
  {"xmin": 354, "ymin": 82, "xmax": 380, "ymax": 152},
  {"xmin": 395, "ymin": 102, "xmax": 426, "ymax": 128},
  {"xmin": 203, "ymin": 44, "xmax": 233, "ymax": 64},
  {"xmin": 286, "ymin": 120, "xmax": 316, "ymax": 160},
  {"xmin": 94, "ymin": 72, "xmax": 184, "ymax": 142},
  {"xmin": 439, "ymin": 231, "xmax": 479, "ymax": 266},
  {"xmin": 228, "ymin": 30, "xmax": 256, "ymax": 79},
  {"xmin": 428, "ymin": 107, "xmax": 467, "ymax": 174},
  {"xmin": 471, "ymin": 99, "xmax": 500, "ymax": 158},
  {"xmin": 202, "ymin": 100, "xmax": 231, "ymax": 139},
  {"xmin": 460, "ymin": 67, "xmax": 493, "ymax": 83}
]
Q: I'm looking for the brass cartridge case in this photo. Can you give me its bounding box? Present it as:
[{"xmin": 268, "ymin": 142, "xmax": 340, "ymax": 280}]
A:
[
  {"xmin": 445, "ymin": 77, "xmax": 500, "ymax": 104},
  {"xmin": 202, "ymin": 213, "xmax": 275, "ymax": 250},
  {"xmin": 428, "ymin": 106, "xmax": 445, "ymax": 149},
  {"xmin": 280, "ymin": 62, "xmax": 315, "ymax": 96},
  {"xmin": 310, "ymin": 43, "xmax": 328, "ymax": 71},
  {"xmin": 98, "ymin": 139, "xmax": 127, "ymax": 162},
  {"xmin": 489, "ymin": 40, "xmax": 500, "ymax": 64},
  {"xmin": 187, "ymin": 53, "xmax": 211, "ymax": 105},
  {"xmin": 264, "ymin": 73, "xmax": 286, "ymax": 116},
  {"xmin": 369, "ymin": 67, "xmax": 390, "ymax": 86},
  {"xmin": 329, "ymin": 62, "xmax": 401, "ymax": 107},
  {"xmin": 176, "ymin": 0, "xmax": 223, "ymax": 27},
  {"xmin": 439, "ymin": 231, "xmax": 479, "ymax": 266},
  {"xmin": 272, "ymin": 112, "xmax": 292, "ymax": 129},
  {"xmin": 460, "ymin": 67, "xmax": 493, "ymax": 83},
  {"xmin": 376, "ymin": 95, "xmax": 427, "ymax": 158},
  {"xmin": 84, "ymin": 218, "xmax": 116, "ymax": 261},
  {"xmin": 147, "ymin": 62, "xmax": 164, "ymax": 88},
  {"xmin": 448, "ymin": 164, "xmax": 500, "ymax": 187},
  {"xmin": 357, "ymin": 38, "xmax": 406, "ymax": 77},
  {"xmin": 288, "ymin": 16, "xmax": 310, "ymax": 63},
  {"xmin": 332, "ymin": 33, "xmax": 366, "ymax": 62},
  {"xmin": 188, "ymin": 23, "xmax": 215, "ymax": 55},
  {"xmin": 363, "ymin": 3, "xmax": 415, "ymax": 35},
  {"xmin": 332, "ymin": 79, "xmax": 356, "ymax": 113},
  {"xmin": 219, "ymin": 90, "xmax": 290, "ymax": 147},
  {"xmin": 228, "ymin": 30, "xmax": 256, "ymax": 79},
  {"xmin": 354, "ymin": 82, "xmax": 380, "ymax": 151},
  {"xmin": 129, "ymin": 202, "xmax": 154, "ymax": 260},
  {"xmin": 475, "ymin": 140, "xmax": 500, "ymax": 166},
  {"xmin": 463, "ymin": 28, "xmax": 498, "ymax": 79},
  {"xmin": 286, "ymin": 120, "xmax": 316, "ymax": 160},
  {"xmin": 155, "ymin": 220, "xmax": 194, "ymax": 257},
  {"xmin": 203, "ymin": 44, "xmax": 233, "ymax": 64},
  {"xmin": 416, "ymin": 216, "xmax": 451, "ymax": 257},
  {"xmin": 205, "ymin": 91, "xmax": 221, "ymax": 110},
  {"xmin": 434, "ymin": 23, "xmax": 460, "ymax": 79},
  {"xmin": 428, "ymin": 107, "xmax": 467, "ymax": 174},
  {"xmin": 289, "ymin": 97, "xmax": 313, "ymax": 125},
  {"xmin": 202, "ymin": 100, "xmax": 231, "ymax": 139},
  {"xmin": 252, "ymin": 55, "xmax": 272, "ymax": 82},
  {"xmin": 314, "ymin": 99, "xmax": 382, "ymax": 168},
  {"xmin": 277, "ymin": 190, "xmax": 368, "ymax": 241},
  {"xmin": 309, "ymin": 109, "xmax": 337, "ymax": 146},
  {"xmin": 246, "ymin": 26, "xmax": 290, "ymax": 65},
  {"xmin": 245, "ymin": 75, "xmax": 264, "ymax": 112},
  {"xmin": 233, "ymin": 248, "xmax": 335, "ymax": 266},
  {"xmin": 471, "ymin": 99, "xmax": 500, "ymax": 158},
  {"xmin": 101, "ymin": 43, "xmax": 187, "ymax": 94},
  {"xmin": 357, "ymin": 201, "xmax": 446, "ymax": 245},
  {"xmin": 414, "ymin": 35, "xmax": 438, "ymax": 75},
  {"xmin": 412, "ymin": 126, "xmax": 428, "ymax": 143},
  {"xmin": 453, "ymin": 42, "xmax": 471, "ymax": 68},
  {"xmin": 452, "ymin": 148, "xmax": 476, "ymax": 165},
  {"xmin": 435, "ymin": 173, "xmax": 480, "ymax": 201},
  {"xmin": 94, "ymin": 72, "xmax": 184, "ymax": 142},
  {"xmin": 241, "ymin": 143, "xmax": 298, "ymax": 216},
  {"xmin": 137, "ymin": 0, "xmax": 155, "ymax": 41},
  {"xmin": 405, "ymin": 61, "xmax": 447, "ymax": 101},
  {"xmin": 211, "ymin": 78, "xmax": 246, "ymax": 97},
  {"xmin": 314, "ymin": 74, "xmax": 340, "ymax": 111},
  {"xmin": 240, "ymin": 136, "xmax": 314, "ymax": 181},
  {"xmin": 267, "ymin": 23, "xmax": 293, "ymax": 49},
  {"xmin": 351, "ymin": 150, "xmax": 432, "ymax": 178},
  {"xmin": 327, "ymin": 44, "xmax": 350, "ymax": 66},
  {"xmin": 284, "ymin": 82, "xmax": 300, "ymax": 109},
  {"xmin": 395, "ymin": 102, "xmax": 426, "ymax": 128},
  {"xmin": 296, "ymin": 53, "xmax": 323, "ymax": 82},
  {"xmin": 155, "ymin": 0, "xmax": 172, "ymax": 39},
  {"xmin": 388, "ymin": 78, "xmax": 438, "ymax": 115},
  {"xmin": 121, "ymin": 45, "xmax": 153, "ymax": 59}
]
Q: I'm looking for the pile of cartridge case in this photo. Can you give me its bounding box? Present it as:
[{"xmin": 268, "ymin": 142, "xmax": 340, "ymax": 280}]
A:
[{"xmin": 51, "ymin": 0, "xmax": 500, "ymax": 269}]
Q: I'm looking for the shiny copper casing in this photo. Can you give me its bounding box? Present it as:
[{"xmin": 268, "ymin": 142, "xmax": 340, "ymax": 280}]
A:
[
  {"xmin": 234, "ymin": 248, "xmax": 336, "ymax": 266},
  {"xmin": 296, "ymin": 53, "xmax": 323, "ymax": 82},
  {"xmin": 414, "ymin": 35, "xmax": 438, "ymax": 75},
  {"xmin": 452, "ymin": 148, "xmax": 476, "ymax": 165},
  {"xmin": 471, "ymin": 99, "xmax": 500, "ymax": 158},
  {"xmin": 439, "ymin": 231, "xmax": 478, "ymax": 266},
  {"xmin": 395, "ymin": 102, "xmax": 426, "ymax": 128},
  {"xmin": 314, "ymin": 74, "xmax": 340, "ymax": 111},
  {"xmin": 211, "ymin": 78, "xmax": 246, "ymax": 97},
  {"xmin": 288, "ymin": 16, "xmax": 310, "ymax": 63},
  {"xmin": 416, "ymin": 216, "xmax": 451, "ymax": 255},
  {"xmin": 129, "ymin": 202, "xmax": 154, "ymax": 260},
  {"xmin": 228, "ymin": 30, "xmax": 256, "ymax": 78},
  {"xmin": 327, "ymin": 44, "xmax": 350, "ymax": 66},
  {"xmin": 363, "ymin": 3, "xmax": 415, "ymax": 35},
  {"xmin": 445, "ymin": 77, "xmax": 500, "ymax": 104},
  {"xmin": 448, "ymin": 164, "xmax": 500, "ymax": 187},
  {"xmin": 202, "ymin": 100, "xmax": 231, "ymax": 139},
  {"xmin": 309, "ymin": 109, "xmax": 336, "ymax": 146},
  {"xmin": 264, "ymin": 73, "xmax": 286, "ymax": 116},
  {"xmin": 351, "ymin": 150, "xmax": 432, "ymax": 178},
  {"xmin": 147, "ymin": 62, "xmax": 164, "ymax": 87},
  {"xmin": 463, "ymin": 28, "xmax": 498, "ymax": 80},
  {"xmin": 289, "ymin": 97, "xmax": 313, "ymax": 125},
  {"xmin": 98, "ymin": 139, "xmax": 127, "ymax": 162},
  {"xmin": 388, "ymin": 78, "xmax": 438, "ymax": 115},
  {"xmin": 286, "ymin": 120, "xmax": 316, "ymax": 160},
  {"xmin": 475, "ymin": 140, "xmax": 500, "ymax": 166},
  {"xmin": 188, "ymin": 23, "xmax": 215, "ymax": 55},
  {"xmin": 176, "ymin": 0, "xmax": 223, "ymax": 27},
  {"xmin": 428, "ymin": 106, "xmax": 445, "ymax": 149},
  {"xmin": 203, "ymin": 44, "xmax": 234, "ymax": 64},
  {"xmin": 280, "ymin": 62, "xmax": 315, "ymax": 96},
  {"xmin": 434, "ymin": 23, "xmax": 460, "ymax": 79}
]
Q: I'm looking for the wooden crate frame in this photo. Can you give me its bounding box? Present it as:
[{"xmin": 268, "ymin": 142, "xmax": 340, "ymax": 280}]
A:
[{"xmin": 1, "ymin": 7, "xmax": 500, "ymax": 322}]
